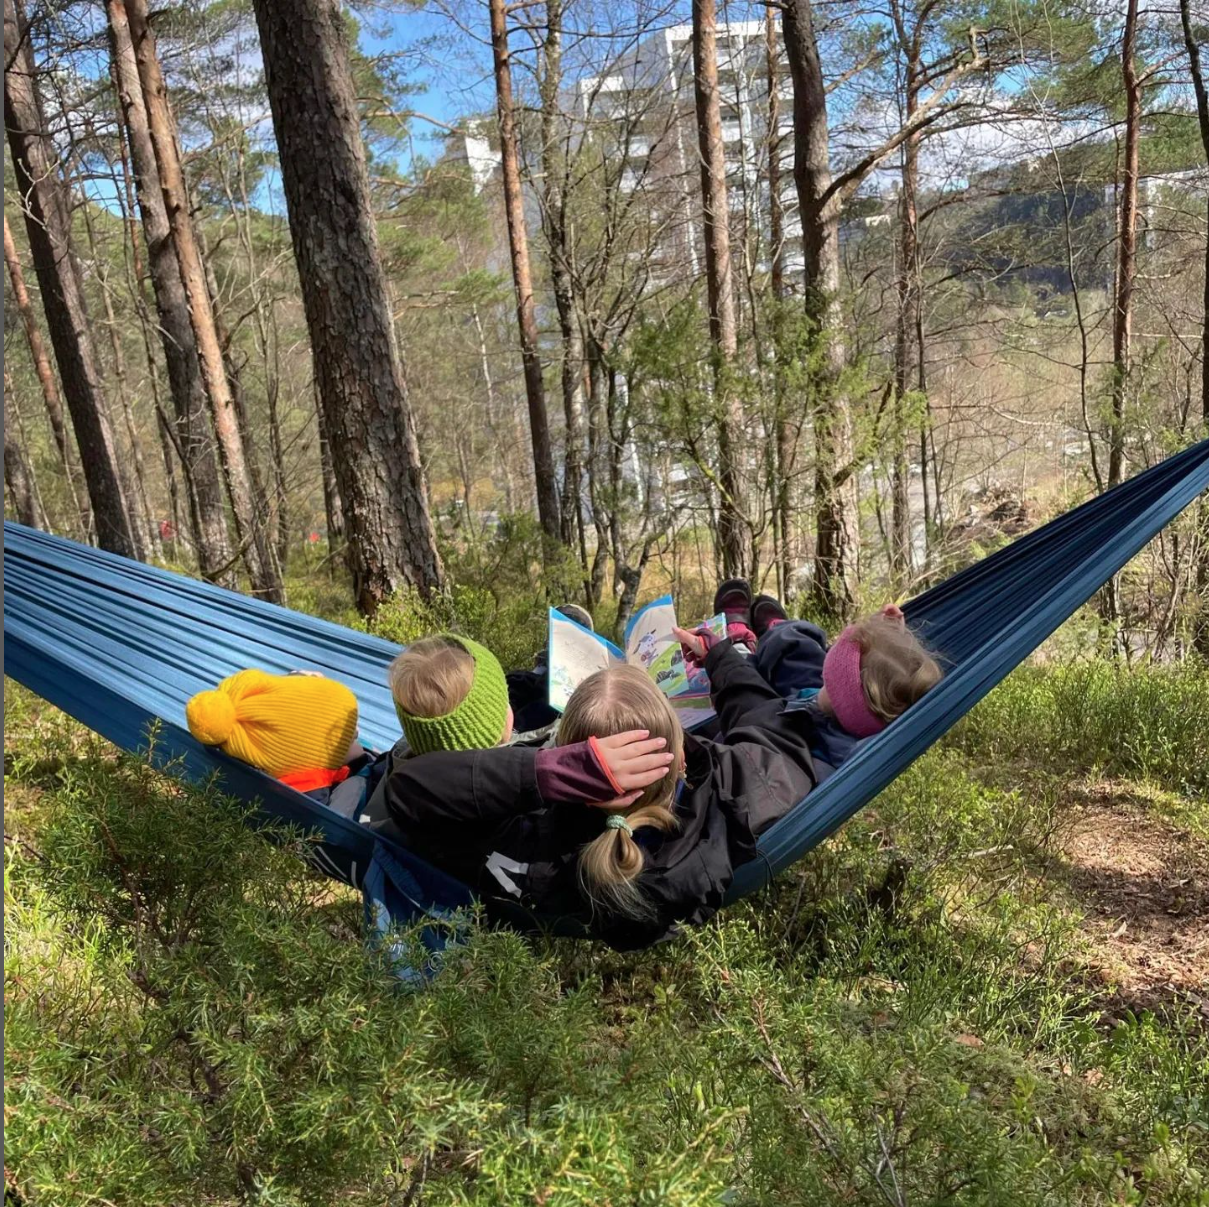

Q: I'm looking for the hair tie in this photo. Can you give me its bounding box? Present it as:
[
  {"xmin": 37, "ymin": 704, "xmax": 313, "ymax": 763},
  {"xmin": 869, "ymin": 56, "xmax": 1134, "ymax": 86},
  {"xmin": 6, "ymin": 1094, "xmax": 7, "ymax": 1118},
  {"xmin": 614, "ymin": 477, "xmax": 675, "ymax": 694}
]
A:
[{"xmin": 604, "ymin": 813, "xmax": 633, "ymax": 836}]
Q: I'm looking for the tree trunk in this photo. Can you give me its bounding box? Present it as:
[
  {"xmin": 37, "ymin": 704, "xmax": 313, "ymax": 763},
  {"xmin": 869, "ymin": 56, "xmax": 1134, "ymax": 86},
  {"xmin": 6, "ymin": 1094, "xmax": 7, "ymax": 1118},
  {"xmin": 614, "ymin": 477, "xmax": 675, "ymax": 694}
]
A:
[
  {"xmin": 4, "ymin": 0, "xmax": 136, "ymax": 557},
  {"xmin": 917, "ymin": 304, "xmax": 933, "ymax": 566},
  {"xmin": 693, "ymin": 0, "xmax": 747, "ymax": 577},
  {"xmin": 766, "ymin": 7, "xmax": 786, "ymax": 306},
  {"xmin": 585, "ymin": 338, "xmax": 611, "ymax": 607},
  {"xmin": 111, "ymin": 89, "xmax": 184, "ymax": 560},
  {"xmin": 4, "ymin": 381, "xmax": 44, "ymax": 529},
  {"xmin": 471, "ymin": 304, "xmax": 516, "ymax": 511},
  {"xmin": 107, "ymin": 0, "xmax": 234, "ymax": 584},
  {"xmin": 1110, "ymin": 0, "xmax": 1140, "ymax": 492},
  {"xmin": 267, "ymin": 374, "xmax": 290, "ymax": 573},
  {"xmin": 1179, "ymin": 0, "xmax": 1209, "ymax": 657},
  {"xmin": 3, "ymin": 213, "xmax": 88, "ymax": 534},
  {"xmin": 314, "ymin": 384, "xmax": 344, "ymax": 556},
  {"xmin": 766, "ymin": 5, "xmax": 795, "ymax": 601},
  {"xmin": 213, "ymin": 304, "xmax": 274, "ymax": 556},
  {"xmin": 782, "ymin": 0, "xmax": 856, "ymax": 618},
  {"xmin": 79, "ymin": 198, "xmax": 161, "ymax": 560},
  {"xmin": 202, "ymin": 200, "xmax": 282, "ymax": 581},
  {"xmin": 540, "ymin": 0, "xmax": 587, "ymax": 568},
  {"xmin": 1100, "ymin": 0, "xmax": 1141, "ymax": 643},
  {"xmin": 489, "ymin": 0, "xmax": 562, "ymax": 547},
  {"xmin": 249, "ymin": 0, "xmax": 443, "ymax": 612},
  {"xmin": 123, "ymin": 0, "xmax": 281, "ymax": 599},
  {"xmin": 891, "ymin": 51, "xmax": 921, "ymax": 589},
  {"xmin": 155, "ymin": 406, "xmax": 183, "ymax": 549}
]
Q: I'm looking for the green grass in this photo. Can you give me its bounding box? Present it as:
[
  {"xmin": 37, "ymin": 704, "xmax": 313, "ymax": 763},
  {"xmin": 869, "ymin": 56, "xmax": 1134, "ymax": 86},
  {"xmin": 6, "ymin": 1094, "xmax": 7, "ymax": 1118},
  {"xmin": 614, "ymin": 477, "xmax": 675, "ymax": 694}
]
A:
[
  {"xmin": 4, "ymin": 657, "xmax": 1208, "ymax": 1206},
  {"xmin": 951, "ymin": 659, "xmax": 1209, "ymax": 801}
]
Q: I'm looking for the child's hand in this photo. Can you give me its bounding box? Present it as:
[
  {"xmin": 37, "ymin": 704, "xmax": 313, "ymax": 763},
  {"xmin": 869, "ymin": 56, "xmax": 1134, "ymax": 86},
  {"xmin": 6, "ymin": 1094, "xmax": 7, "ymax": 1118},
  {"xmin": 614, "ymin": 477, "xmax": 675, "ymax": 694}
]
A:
[
  {"xmin": 592, "ymin": 731, "xmax": 675, "ymax": 795},
  {"xmin": 535, "ymin": 731, "xmax": 674, "ymax": 806},
  {"xmin": 673, "ymin": 625, "xmax": 708, "ymax": 661},
  {"xmin": 881, "ymin": 604, "xmax": 905, "ymax": 624}
]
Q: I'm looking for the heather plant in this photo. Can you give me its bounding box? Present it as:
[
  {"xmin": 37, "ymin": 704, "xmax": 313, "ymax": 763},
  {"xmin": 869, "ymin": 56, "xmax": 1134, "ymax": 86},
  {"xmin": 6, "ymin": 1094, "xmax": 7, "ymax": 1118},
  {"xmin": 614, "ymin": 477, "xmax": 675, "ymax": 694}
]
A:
[{"xmin": 5, "ymin": 668, "xmax": 1208, "ymax": 1206}]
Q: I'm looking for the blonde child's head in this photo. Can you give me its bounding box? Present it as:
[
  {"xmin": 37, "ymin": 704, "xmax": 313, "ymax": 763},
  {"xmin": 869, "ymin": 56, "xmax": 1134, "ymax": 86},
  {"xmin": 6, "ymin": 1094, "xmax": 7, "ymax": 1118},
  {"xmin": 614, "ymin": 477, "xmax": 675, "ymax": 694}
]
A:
[
  {"xmin": 558, "ymin": 664, "xmax": 685, "ymax": 921},
  {"xmin": 389, "ymin": 635, "xmax": 513, "ymax": 754},
  {"xmin": 821, "ymin": 608, "xmax": 941, "ymax": 737}
]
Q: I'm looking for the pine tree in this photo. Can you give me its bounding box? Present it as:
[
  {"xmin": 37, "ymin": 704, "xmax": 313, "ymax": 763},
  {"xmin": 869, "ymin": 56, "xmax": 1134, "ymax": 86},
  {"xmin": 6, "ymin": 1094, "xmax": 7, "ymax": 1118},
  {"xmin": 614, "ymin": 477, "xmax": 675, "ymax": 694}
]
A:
[{"xmin": 249, "ymin": 0, "xmax": 443, "ymax": 612}]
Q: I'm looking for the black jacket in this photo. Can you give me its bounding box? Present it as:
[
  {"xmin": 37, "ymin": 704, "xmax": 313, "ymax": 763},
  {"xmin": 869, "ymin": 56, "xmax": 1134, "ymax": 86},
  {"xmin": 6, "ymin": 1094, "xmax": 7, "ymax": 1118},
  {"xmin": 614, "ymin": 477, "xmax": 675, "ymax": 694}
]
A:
[
  {"xmin": 751, "ymin": 620, "xmax": 860, "ymax": 778},
  {"xmin": 370, "ymin": 641, "xmax": 818, "ymax": 950}
]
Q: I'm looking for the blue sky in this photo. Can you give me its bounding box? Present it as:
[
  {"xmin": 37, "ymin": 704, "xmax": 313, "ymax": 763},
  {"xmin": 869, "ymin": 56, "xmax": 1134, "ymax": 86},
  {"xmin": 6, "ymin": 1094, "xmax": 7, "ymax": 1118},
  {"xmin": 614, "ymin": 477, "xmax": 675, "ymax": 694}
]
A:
[{"xmin": 356, "ymin": 3, "xmax": 497, "ymax": 168}]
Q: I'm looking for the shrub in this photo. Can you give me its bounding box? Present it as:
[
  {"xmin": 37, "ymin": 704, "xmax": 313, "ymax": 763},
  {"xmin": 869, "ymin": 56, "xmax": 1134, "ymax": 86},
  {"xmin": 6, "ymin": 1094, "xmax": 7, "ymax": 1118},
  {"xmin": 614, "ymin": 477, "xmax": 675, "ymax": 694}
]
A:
[
  {"xmin": 6, "ymin": 656, "xmax": 1208, "ymax": 1205},
  {"xmin": 950, "ymin": 659, "xmax": 1209, "ymax": 797}
]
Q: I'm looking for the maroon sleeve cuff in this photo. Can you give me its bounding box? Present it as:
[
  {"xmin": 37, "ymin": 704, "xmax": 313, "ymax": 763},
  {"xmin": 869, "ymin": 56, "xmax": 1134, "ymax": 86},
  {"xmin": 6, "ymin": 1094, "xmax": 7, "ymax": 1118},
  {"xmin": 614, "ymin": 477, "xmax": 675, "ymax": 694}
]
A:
[{"xmin": 534, "ymin": 740, "xmax": 618, "ymax": 803}]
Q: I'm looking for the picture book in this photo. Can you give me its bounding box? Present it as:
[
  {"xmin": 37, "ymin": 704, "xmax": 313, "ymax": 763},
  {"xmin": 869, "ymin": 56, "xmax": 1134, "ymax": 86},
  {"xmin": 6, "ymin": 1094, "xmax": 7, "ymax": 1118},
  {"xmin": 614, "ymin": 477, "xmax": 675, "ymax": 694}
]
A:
[{"xmin": 547, "ymin": 596, "xmax": 725, "ymax": 722}]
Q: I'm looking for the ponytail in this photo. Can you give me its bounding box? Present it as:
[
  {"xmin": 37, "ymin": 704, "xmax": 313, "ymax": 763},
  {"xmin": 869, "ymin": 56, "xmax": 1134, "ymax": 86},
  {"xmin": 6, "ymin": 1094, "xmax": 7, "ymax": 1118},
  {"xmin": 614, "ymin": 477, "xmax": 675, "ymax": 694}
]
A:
[
  {"xmin": 558, "ymin": 664, "xmax": 684, "ymax": 921},
  {"xmin": 577, "ymin": 801, "xmax": 678, "ymax": 921}
]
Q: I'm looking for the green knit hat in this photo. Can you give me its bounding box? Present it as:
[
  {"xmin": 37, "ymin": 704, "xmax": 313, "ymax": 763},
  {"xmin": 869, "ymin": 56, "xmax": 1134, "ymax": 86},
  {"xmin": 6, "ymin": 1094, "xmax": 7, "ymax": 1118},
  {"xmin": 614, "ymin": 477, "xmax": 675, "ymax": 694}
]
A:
[{"xmin": 395, "ymin": 635, "xmax": 509, "ymax": 755}]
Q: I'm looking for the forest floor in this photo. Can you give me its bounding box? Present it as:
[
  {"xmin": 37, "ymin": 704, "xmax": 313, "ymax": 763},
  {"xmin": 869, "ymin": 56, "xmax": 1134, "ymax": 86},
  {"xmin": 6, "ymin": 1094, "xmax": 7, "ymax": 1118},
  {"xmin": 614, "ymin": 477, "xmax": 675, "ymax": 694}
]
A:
[
  {"xmin": 4, "ymin": 650, "xmax": 1208, "ymax": 1206},
  {"xmin": 1048, "ymin": 779, "xmax": 1208, "ymax": 1020}
]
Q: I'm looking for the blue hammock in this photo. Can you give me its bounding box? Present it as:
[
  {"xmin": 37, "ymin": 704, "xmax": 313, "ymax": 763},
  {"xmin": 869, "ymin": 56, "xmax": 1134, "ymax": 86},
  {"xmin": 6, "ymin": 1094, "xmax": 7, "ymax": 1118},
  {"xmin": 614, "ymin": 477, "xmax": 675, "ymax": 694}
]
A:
[{"xmin": 4, "ymin": 439, "xmax": 1208, "ymax": 936}]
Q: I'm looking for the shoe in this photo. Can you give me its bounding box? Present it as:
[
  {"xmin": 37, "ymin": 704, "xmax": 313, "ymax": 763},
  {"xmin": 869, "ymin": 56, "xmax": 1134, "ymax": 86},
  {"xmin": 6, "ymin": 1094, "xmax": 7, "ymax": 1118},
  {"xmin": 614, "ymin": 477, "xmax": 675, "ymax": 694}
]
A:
[
  {"xmin": 751, "ymin": 594, "xmax": 789, "ymax": 637},
  {"xmin": 555, "ymin": 603, "xmax": 594, "ymax": 631},
  {"xmin": 713, "ymin": 577, "xmax": 752, "ymax": 623}
]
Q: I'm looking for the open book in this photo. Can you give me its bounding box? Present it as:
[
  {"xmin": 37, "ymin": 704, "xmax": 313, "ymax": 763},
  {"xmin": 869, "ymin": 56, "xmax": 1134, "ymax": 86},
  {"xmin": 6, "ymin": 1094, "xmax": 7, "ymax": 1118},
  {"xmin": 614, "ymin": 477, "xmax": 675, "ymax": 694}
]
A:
[{"xmin": 547, "ymin": 596, "xmax": 725, "ymax": 724}]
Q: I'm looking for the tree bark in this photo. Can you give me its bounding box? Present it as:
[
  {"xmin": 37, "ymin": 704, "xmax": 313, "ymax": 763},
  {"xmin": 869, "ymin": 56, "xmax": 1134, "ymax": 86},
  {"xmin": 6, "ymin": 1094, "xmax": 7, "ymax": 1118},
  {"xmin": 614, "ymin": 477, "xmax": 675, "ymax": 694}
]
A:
[
  {"xmin": 1179, "ymin": 0, "xmax": 1209, "ymax": 428},
  {"xmin": 489, "ymin": 0, "xmax": 562, "ymax": 547},
  {"xmin": 4, "ymin": 0, "xmax": 137, "ymax": 557},
  {"xmin": 540, "ymin": 0, "xmax": 587, "ymax": 571},
  {"xmin": 3, "ymin": 212, "xmax": 88, "ymax": 533},
  {"xmin": 1100, "ymin": 0, "xmax": 1141, "ymax": 643},
  {"xmin": 891, "ymin": 29, "xmax": 921, "ymax": 589},
  {"xmin": 693, "ymin": 0, "xmax": 748, "ymax": 577},
  {"xmin": 79, "ymin": 198, "xmax": 161, "ymax": 561},
  {"xmin": 111, "ymin": 83, "xmax": 184, "ymax": 559},
  {"xmin": 4, "ymin": 380, "xmax": 44, "ymax": 529},
  {"xmin": 766, "ymin": 7, "xmax": 786, "ymax": 306},
  {"xmin": 471, "ymin": 303, "xmax": 517, "ymax": 511},
  {"xmin": 766, "ymin": 5, "xmax": 795, "ymax": 601},
  {"xmin": 197, "ymin": 240, "xmax": 272, "ymax": 545},
  {"xmin": 314, "ymin": 384, "xmax": 344, "ymax": 553},
  {"xmin": 585, "ymin": 337, "xmax": 611, "ymax": 607},
  {"xmin": 1110, "ymin": 0, "xmax": 1141, "ymax": 493},
  {"xmin": 155, "ymin": 406, "xmax": 183, "ymax": 549},
  {"xmin": 249, "ymin": 0, "xmax": 443, "ymax": 612},
  {"xmin": 123, "ymin": 0, "xmax": 281, "ymax": 599},
  {"xmin": 106, "ymin": 0, "xmax": 234, "ymax": 584},
  {"xmin": 1179, "ymin": 0, "xmax": 1209, "ymax": 657},
  {"xmin": 267, "ymin": 372, "xmax": 290, "ymax": 573},
  {"xmin": 782, "ymin": 0, "xmax": 856, "ymax": 617}
]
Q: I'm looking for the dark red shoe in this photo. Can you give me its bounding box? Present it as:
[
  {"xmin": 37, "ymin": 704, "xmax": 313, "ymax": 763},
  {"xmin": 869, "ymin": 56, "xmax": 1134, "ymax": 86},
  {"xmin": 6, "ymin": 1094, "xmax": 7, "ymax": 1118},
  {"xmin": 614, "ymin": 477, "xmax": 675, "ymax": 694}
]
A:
[
  {"xmin": 751, "ymin": 593, "xmax": 789, "ymax": 637},
  {"xmin": 713, "ymin": 578, "xmax": 752, "ymax": 623}
]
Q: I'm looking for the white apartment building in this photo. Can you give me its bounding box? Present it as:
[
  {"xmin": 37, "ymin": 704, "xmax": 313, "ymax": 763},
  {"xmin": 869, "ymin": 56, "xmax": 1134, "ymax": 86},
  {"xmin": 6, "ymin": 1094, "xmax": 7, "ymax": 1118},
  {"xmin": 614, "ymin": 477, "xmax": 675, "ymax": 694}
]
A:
[{"xmin": 577, "ymin": 19, "xmax": 804, "ymax": 284}]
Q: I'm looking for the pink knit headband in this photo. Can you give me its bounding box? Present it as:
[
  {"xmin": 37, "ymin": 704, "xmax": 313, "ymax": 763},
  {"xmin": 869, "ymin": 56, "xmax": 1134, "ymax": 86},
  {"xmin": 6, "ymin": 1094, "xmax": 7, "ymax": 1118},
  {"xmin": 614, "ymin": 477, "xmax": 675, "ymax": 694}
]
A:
[{"xmin": 821, "ymin": 627, "xmax": 886, "ymax": 738}]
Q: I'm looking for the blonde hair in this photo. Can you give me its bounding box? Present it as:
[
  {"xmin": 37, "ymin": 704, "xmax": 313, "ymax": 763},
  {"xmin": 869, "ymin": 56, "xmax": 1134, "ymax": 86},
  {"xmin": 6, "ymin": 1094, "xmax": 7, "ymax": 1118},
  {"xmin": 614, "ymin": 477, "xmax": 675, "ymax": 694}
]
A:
[
  {"xmin": 850, "ymin": 614, "xmax": 942, "ymax": 723},
  {"xmin": 388, "ymin": 636, "xmax": 473, "ymax": 718},
  {"xmin": 559, "ymin": 664, "xmax": 684, "ymax": 921}
]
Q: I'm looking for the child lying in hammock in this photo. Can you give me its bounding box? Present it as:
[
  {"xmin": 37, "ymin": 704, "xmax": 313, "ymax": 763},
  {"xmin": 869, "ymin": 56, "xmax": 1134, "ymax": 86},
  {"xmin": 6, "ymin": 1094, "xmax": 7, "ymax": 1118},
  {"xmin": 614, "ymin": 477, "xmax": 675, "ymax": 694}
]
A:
[
  {"xmin": 184, "ymin": 669, "xmax": 364, "ymax": 793},
  {"xmin": 183, "ymin": 597, "xmax": 940, "ymax": 949},
  {"xmin": 366, "ymin": 600, "xmax": 941, "ymax": 949},
  {"xmin": 678, "ymin": 579, "xmax": 942, "ymax": 783},
  {"xmin": 374, "ymin": 631, "xmax": 818, "ymax": 948}
]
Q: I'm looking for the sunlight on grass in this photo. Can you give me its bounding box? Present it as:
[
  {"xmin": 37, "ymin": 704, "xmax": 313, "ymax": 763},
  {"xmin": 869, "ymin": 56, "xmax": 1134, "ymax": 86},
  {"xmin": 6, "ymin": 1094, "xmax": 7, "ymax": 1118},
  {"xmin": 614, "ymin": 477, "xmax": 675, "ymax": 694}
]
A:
[{"xmin": 4, "ymin": 656, "xmax": 1207, "ymax": 1205}]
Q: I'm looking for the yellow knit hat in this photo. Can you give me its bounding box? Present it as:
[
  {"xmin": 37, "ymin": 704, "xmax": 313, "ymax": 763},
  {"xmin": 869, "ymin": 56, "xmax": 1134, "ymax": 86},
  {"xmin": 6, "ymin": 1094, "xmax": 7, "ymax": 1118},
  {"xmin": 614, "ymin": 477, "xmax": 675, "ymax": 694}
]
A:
[{"xmin": 185, "ymin": 669, "xmax": 359, "ymax": 777}]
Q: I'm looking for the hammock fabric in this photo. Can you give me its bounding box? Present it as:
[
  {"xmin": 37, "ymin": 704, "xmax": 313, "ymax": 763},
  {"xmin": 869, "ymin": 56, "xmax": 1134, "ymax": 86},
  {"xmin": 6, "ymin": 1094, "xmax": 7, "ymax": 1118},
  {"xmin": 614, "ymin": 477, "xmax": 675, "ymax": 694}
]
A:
[{"xmin": 4, "ymin": 440, "xmax": 1208, "ymax": 937}]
